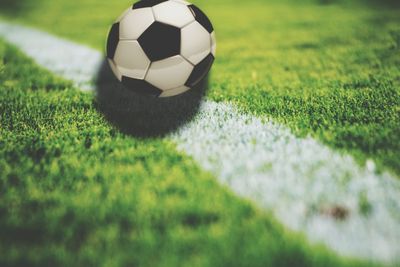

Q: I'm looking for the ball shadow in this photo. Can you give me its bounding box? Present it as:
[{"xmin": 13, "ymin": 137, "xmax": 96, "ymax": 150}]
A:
[{"xmin": 95, "ymin": 59, "xmax": 207, "ymax": 138}]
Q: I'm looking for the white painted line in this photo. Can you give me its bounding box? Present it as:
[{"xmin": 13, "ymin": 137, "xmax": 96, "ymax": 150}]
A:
[
  {"xmin": 172, "ymin": 102, "xmax": 400, "ymax": 263},
  {"xmin": 0, "ymin": 22, "xmax": 102, "ymax": 91},
  {"xmin": 1, "ymin": 21, "xmax": 399, "ymax": 263}
]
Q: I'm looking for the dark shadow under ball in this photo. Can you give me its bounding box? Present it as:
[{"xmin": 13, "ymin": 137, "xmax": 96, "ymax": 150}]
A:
[{"xmin": 95, "ymin": 59, "xmax": 207, "ymax": 138}]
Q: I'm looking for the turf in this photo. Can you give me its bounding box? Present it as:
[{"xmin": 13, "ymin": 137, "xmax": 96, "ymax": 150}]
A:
[
  {"xmin": 1, "ymin": 0, "xmax": 398, "ymax": 175},
  {"xmin": 0, "ymin": 0, "xmax": 399, "ymax": 266},
  {"xmin": 0, "ymin": 39, "xmax": 375, "ymax": 266}
]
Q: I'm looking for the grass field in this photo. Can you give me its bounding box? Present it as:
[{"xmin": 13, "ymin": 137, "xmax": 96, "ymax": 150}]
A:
[
  {"xmin": 0, "ymin": 36, "xmax": 367, "ymax": 267},
  {"xmin": 1, "ymin": 0, "xmax": 399, "ymax": 173},
  {"xmin": 0, "ymin": 0, "xmax": 399, "ymax": 266}
]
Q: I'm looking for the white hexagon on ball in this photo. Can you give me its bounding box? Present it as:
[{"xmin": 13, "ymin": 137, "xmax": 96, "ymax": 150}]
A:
[
  {"xmin": 145, "ymin": 55, "xmax": 193, "ymax": 91},
  {"xmin": 119, "ymin": 8, "xmax": 155, "ymax": 40},
  {"xmin": 152, "ymin": 1, "xmax": 194, "ymax": 28},
  {"xmin": 114, "ymin": 40, "xmax": 150, "ymax": 79},
  {"xmin": 181, "ymin": 21, "xmax": 211, "ymax": 65}
]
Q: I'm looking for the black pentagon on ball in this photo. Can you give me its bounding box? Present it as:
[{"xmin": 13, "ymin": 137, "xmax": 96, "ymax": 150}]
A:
[
  {"xmin": 121, "ymin": 76, "xmax": 162, "ymax": 97},
  {"xmin": 133, "ymin": 0, "xmax": 168, "ymax": 9},
  {"xmin": 188, "ymin": 5, "xmax": 214, "ymax": 33},
  {"xmin": 138, "ymin": 22, "xmax": 181, "ymax": 62},
  {"xmin": 185, "ymin": 54, "xmax": 214, "ymax": 88},
  {"xmin": 106, "ymin": 23, "xmax": 119, "ymax": 59}
]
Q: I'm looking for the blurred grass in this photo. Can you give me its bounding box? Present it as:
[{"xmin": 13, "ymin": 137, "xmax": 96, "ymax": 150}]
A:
[
  {"xmin": 0, "ymin": 0, "xmax": 398, "ymax": 174},
  {"xmin": 0, "ymin": 39, "xmax": 374, "ymax": 267},
  {"xmin": 0, "ymin": 0, "xmax": 399, "ymax": 266},
  {"xmin": 206, "ymin": 1, "xmax": 400, "ymax": 175}
]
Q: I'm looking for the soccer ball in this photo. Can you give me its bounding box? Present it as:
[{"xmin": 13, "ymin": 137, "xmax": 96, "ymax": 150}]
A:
[{"xmin": 106, "ymin": 0, "xmax": 216, "ymax": 97}]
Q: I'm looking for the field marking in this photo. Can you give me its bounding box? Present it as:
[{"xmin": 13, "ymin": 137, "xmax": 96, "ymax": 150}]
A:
[
  {"xmin": 0, "ymin": 22, "xmax": 102, "ymax": 90},
  {"xmin": 1, "ymin": 21, "xmax": 400, "ymax": 263}
]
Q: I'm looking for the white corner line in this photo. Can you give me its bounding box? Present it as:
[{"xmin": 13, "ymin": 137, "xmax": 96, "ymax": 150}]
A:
[{"xmin": 0, "ymin": 21, "xmax": 399, "ymax": 263}]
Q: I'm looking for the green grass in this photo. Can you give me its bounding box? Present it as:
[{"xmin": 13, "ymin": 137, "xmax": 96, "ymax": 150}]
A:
[
  {"xmin": 207, "ymin": 1, "xmax": 400, "ymax": 174},
  {"xmin": 1, "ymin": 0, "xmax": 398, "ymax": 174},
  {"xmin": 0, "ymin": 0, "xmax": 399, "ymax": 266},
  {"xmin": 0, "ymin": 40, "xmax": 374, "ymax": 266}
]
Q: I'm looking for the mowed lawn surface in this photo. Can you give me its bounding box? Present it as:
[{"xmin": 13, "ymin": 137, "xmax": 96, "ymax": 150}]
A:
[
  {"xmin": 1, "ymin": 0, "xmax": 399, "ymax": 174},
  {"xmin": 0, "ymin": 0, "xmax": 399, "ymax": 266},
  {"xmin": 0, "ymin": 37, "xmax": 371, "ymax": 267}
]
